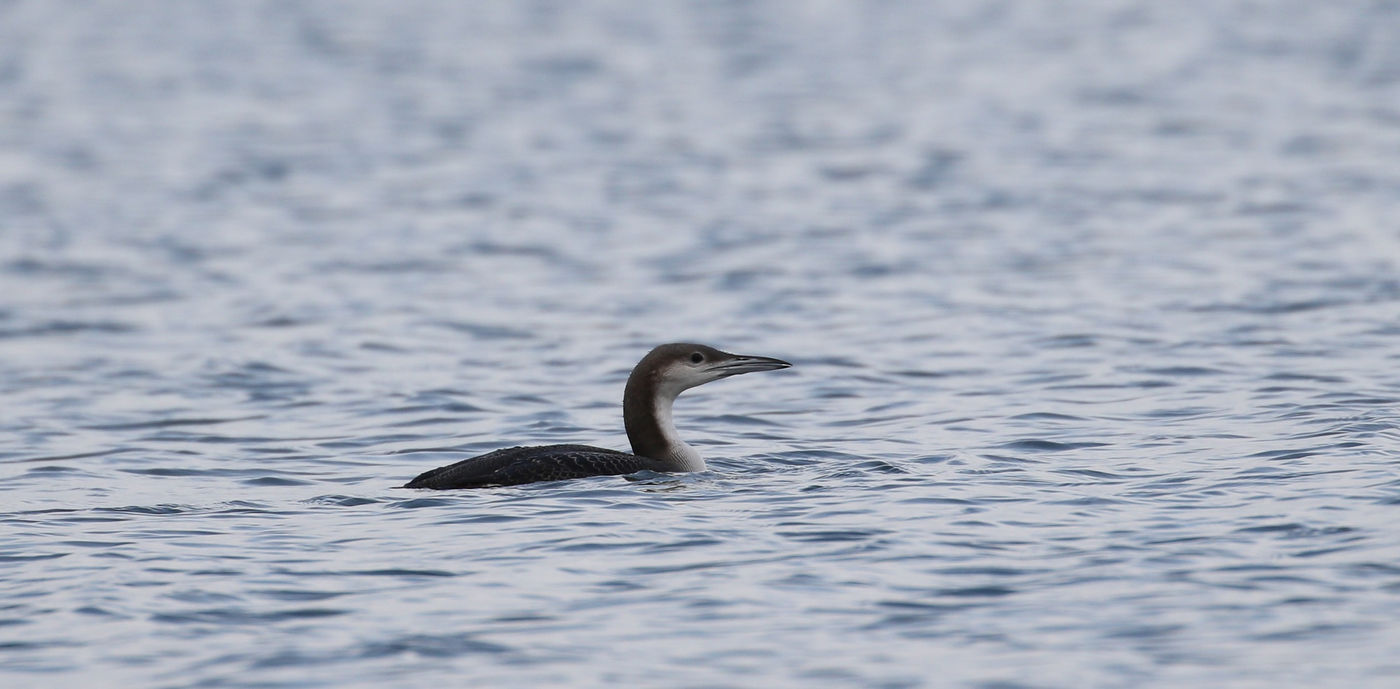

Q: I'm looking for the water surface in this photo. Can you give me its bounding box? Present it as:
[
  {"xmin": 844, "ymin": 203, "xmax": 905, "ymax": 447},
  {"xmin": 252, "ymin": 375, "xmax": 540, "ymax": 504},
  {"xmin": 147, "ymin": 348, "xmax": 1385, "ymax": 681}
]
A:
[{"xmin": 3, "ymin": 2, "xmax": 1400, "ymax": 687}]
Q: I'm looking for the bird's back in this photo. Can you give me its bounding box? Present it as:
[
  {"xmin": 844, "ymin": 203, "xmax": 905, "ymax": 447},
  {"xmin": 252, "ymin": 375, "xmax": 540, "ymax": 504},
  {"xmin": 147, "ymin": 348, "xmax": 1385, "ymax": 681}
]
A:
[{"xmin": 403, "ymin": 444, "xmax": 655, "ymax": 489}]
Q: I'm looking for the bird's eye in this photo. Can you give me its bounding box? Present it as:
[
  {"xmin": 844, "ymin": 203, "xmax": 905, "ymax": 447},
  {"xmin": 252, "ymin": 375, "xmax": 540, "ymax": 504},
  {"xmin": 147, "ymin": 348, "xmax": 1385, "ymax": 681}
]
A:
[{"xmin": 690, "ymin": 352, "xmax": 704, "ymax": 364}]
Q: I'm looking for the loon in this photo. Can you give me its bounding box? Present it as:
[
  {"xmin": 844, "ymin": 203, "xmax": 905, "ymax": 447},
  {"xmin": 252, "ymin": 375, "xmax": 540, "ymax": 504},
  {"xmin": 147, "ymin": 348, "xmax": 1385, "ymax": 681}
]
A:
[{"xmin": 403, "ymin": 343, "xmax": 791, "ymax": 489}]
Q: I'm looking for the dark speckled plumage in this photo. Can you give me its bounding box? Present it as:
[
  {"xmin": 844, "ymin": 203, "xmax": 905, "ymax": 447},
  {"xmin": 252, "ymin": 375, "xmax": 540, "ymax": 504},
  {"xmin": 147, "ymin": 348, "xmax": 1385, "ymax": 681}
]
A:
[
  {"xmin": 403, "ymin": 445, "xmax": 657, "ymax": 488},
  {"xmin": 402, "ymin": 343, "xmax": 791, "ymax": 489}
]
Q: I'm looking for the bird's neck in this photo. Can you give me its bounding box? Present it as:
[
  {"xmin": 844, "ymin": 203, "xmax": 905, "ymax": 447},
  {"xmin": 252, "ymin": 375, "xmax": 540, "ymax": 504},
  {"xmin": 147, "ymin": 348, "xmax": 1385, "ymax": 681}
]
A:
[{"xmin": 623, "ymin": 371, "xmax": 705, "ymax": 471}]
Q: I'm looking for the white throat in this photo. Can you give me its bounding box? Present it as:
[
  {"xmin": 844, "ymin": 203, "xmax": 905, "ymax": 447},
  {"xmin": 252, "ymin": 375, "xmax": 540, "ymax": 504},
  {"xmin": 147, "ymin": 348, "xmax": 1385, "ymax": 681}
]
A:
[{"xmin": 652, "ymin": 395, "xmax": 705, "ymax": 472}]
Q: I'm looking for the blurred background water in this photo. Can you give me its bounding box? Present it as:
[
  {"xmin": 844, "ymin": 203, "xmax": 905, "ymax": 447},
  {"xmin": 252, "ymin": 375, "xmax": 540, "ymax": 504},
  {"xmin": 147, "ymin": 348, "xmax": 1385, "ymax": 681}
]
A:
[{"xmin": 3, "ymin": 1, "xmax": 1400, "ymax": 687}]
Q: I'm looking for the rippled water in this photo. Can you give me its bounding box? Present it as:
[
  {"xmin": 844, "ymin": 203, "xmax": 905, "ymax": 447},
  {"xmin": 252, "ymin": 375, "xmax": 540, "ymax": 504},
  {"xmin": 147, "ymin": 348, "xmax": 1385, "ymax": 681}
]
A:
[{"xmin": 4, "ymin": 1, "xmax": 1400, "ymax": 687}]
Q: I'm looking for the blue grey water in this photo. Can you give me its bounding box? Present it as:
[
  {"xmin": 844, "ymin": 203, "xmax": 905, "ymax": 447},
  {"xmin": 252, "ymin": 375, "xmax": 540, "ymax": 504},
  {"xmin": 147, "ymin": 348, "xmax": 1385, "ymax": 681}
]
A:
[{"xmin": 2, "ymin": 1, "xmax": 1400, "ymax": 687}]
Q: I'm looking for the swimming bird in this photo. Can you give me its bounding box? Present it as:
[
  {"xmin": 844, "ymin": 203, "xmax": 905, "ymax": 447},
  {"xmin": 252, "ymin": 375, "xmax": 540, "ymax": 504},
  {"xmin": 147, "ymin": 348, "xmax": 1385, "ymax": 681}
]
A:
[{"xmin": 403, "ymin": 343, "xmax": 791, "ymax": 489}]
